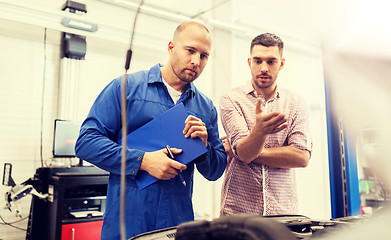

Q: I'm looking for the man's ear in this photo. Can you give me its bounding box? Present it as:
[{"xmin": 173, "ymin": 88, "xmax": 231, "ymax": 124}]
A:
[
  {"xmin": 280, "ymin": 58, "xmax": 285, "ymax": 70},
  {"xmin": 247, "ymin": 57, "xmax": 251, "ymax": 68},
  {"xmin": 168, "ymin": 41, "xmax": 175, "ymax": 53}
]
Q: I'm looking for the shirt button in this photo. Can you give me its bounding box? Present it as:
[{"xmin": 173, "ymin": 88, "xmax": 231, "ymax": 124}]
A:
[
  {"xmin": 137, "ymin": 157, "xmax": 141, "ymax": 161},
  {"xmin": 132, "ymin": 171, "xmax": 135, "ymax": 175}
]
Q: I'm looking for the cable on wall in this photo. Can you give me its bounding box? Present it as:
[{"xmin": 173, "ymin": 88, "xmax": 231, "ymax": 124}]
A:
[
  {"xmin": 39, "ymin": 28, "xmax": 48, "ymax": 167},
  {"xmin": 0, "ymin": 214, "xmax": 28, "ymax": 231},
  {"xmin": 120, "ymin": 0, "xmax": 144, "ymax": 239}
]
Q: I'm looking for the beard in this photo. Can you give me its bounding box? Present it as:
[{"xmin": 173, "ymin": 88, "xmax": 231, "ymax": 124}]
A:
[
  {"xmin": 173, "ymin": 66, "xmax": 199, "ymax": 83},
  {"xmin": 253, "ymin": 74, "xmax": 274, "ymax": 89}
]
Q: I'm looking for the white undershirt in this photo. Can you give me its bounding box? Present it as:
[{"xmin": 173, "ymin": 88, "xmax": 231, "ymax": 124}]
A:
[{"xmin": 162, "ymin": 77, "xmax": 182, "ymax": 104}]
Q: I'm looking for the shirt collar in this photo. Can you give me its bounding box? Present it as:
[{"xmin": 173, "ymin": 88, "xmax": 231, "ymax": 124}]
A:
[
  {"xmin": 185, "ymin": 82, "xmax": 196, "ymax": 98},
  {"xmin": 244, "ymin": 80, "xmax": 280, "ymax": 101},
  {"xmin": 148, "ymin": 63, "xmax": 195, "ymax": 98},
  {"xmin": 148, "ymin": 63, "xmax": 164, "ymax": 84}
]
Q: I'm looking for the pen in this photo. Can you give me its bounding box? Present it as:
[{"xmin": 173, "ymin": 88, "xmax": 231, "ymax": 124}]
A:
[{"xmin": 166, "ymin": 145, "xmax": 186, "ymax": 186}]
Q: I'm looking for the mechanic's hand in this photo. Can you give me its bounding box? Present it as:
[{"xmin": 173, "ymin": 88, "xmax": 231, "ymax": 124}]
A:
[
  {"xmin": 140, "ymin": 148, "xmax": 186, "ymax": 180},
  {"xmin": 183, "ymin": 115, "xmax": 208, "ymax": 147}
]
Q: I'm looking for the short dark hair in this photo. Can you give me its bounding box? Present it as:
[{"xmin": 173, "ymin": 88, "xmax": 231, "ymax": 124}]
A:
[{"xmin": 250, "ymin": 33, "xmax": 284, "ymax": 55}]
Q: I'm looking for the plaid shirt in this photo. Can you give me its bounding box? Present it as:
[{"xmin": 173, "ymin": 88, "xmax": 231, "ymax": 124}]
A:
[{"xmin": 219, "ymin": 81, "xmax": 312, "ymax": 216}]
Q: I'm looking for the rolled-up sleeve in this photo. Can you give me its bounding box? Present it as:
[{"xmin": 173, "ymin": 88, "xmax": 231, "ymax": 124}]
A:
[
  {"xmin": 219, "ymin": 93, "xmax": 252, "ymax": 158},
  {"xmin": 287, "ymin": 100, "xmax": 313, "ymax": 153}
]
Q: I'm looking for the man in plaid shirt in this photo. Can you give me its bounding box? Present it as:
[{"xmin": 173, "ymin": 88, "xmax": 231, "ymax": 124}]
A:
[{"xmin": 219, "ymin": 33, "xmax": 312, "ymax": 216}]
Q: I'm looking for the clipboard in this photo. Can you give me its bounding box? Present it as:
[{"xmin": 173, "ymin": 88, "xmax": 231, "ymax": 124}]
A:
[{"xmin": 119, "ymin": 103, "xmax": 207, "ymax": 190}]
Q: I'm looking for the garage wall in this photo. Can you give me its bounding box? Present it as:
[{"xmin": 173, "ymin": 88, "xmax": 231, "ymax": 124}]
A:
[{"xmin": 0, "ymin": 1, "xmax": 330, "ymax": 238}]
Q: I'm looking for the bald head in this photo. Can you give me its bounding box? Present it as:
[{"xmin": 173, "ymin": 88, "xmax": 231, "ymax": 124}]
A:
[{"xmin": 172, "ymin": 21, "xmax": 210, "ymax": 42}]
